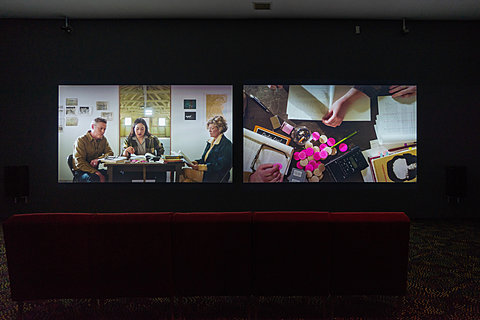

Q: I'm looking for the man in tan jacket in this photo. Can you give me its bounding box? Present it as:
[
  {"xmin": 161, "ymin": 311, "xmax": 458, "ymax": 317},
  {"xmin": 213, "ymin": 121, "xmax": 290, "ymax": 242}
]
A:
[{"xmin": 73, "ymin": 117, "xmax": 113, "ymax": 182}]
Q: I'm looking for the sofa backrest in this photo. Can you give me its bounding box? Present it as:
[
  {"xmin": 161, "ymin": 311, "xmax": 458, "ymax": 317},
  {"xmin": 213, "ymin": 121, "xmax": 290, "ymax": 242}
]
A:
[
  {"xmin": 330, "ymin": 212, "xmax": 410, "ymax": 295},
  {"xmin": 3, "ymin": 211, "xmax": 410, "ymax": 301},
  {"xmin": 3, "ymin": 212, "xmax": 174, "ymax": 300},
  {"xmin": 173, "ymin": 211, "xmax": 252, "ymax": 296},
  {"xmin": 253, "ymin": 211, "xmax": 331, "ymax": 296}
]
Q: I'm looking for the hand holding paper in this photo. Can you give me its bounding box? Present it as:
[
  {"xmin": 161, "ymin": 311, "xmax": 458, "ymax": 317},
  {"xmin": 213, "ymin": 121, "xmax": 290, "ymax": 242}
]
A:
[{"xmin": 286, "ymin": 85, "xmax": 370, "ymax": 126}]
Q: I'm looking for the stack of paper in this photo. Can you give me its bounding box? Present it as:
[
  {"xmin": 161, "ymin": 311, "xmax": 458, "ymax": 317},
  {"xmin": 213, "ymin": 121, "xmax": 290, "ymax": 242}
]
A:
[{"xmin": 375, "ymin": 95, "xmax": 417, "ymax": 145}]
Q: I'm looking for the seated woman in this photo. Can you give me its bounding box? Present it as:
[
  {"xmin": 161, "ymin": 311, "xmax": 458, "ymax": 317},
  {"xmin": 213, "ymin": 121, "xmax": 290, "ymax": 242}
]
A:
[
  {"xmin": 188, "ymin": 115, "xmax": 232, "ymax": 182},
  {"xmin": 122, "ymin": 118, "xmax": 165, "ymax": 182},
  {"xmin": 123, "ymin": 118, "xmax": 164, "ymax": 157}
]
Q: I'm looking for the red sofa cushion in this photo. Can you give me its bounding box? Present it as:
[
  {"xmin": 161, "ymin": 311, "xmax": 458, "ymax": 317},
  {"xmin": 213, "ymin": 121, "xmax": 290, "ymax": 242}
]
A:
[
  {"xmin": 172, "ymin": 211, "xmax": 252, "ymax": 296},
  {"xmin": 91, "ymin": 212, "xmax": 173, "ymax": 298},
  {"xmin": 330, "ymin": 212, "xmax": 410, "ymax": 295},
  {"xmin": 3, "ymin": 213, "xmax": 96, "ymax": 300},
  {"xmin": 3, "ymin": 212, "xmax": 175, "ymax": 300},
  {"xmin": 253, "ymin": 211, "xmax": 331, "ymax": 296}
]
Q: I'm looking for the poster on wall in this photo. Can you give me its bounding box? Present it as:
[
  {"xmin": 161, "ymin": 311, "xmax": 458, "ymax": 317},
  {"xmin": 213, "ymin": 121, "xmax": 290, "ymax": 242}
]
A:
[
  {"xmin": 66, "ymin": 117, "xmax": 78, "ymax": 126},
  {"xmin": 101, "ymin": 112, "xmax": 114, "ymax": 121},
  {"xmin": 96, "ymin": 101, "xmax": 108, "ymax": 110},
  {"xmin": 66, "ymin": 106, "xmax": 76, "ymax": 115},
  {"xmin": 79, "ymin": 106, "xmax": 92, "ymax": 115},
  {"xmin": 66, "ymin": 98, "xmax": 78, "ymax": 106},
  {"xmin": 206, "ymin": 94, "xmax": 227, "ymax": 121},
  {"xmin": 185, "ymin": 112, "xmax": 196, "ymax": 120},
  {"xmin": 184, "ymin": 99, "xmax": 196, "ymax": 109}
]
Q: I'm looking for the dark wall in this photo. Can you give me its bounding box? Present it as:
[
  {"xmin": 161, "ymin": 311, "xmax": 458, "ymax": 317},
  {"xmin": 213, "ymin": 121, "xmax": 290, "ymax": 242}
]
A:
[{"xmin": 1, "ymin": 19, "xmax": 479, "ymax": 219}]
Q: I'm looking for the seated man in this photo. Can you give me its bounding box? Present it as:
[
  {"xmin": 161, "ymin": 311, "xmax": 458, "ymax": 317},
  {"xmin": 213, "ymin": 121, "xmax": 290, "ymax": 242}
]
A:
[{"xmin": 73, "ymin": 117, "xmax": 113, "ymax": 183}]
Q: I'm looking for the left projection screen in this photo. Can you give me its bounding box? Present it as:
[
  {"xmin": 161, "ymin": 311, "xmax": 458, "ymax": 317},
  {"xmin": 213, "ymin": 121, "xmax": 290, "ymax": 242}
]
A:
[{"xmin": 58, "ymin": 85, "xmax": 233, "ymax": 183}]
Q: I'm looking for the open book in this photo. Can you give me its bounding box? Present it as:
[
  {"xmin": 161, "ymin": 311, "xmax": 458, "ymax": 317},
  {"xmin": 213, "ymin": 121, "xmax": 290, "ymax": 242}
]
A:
[
  {"xmin": 286, "ymin": 85, "xmax": 371, "ymax": 121},
  {"xmin": 101, "ymin": 156, "xmax": 127, "ymax": 164},
  {"xmin": 243, "ymin": 128, "xmax": 294, "ymax": 176}
]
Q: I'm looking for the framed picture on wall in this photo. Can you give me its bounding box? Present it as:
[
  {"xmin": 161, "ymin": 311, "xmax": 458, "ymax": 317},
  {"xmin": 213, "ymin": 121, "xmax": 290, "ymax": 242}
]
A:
[
  {"xmin": 66, "ymin": 98, "xmax": 78, "ymax": 106},
  {"xmin": 96, "ymin": 101, "xmax": 108, "ymax": 110},
  {"xmin": 79, "ymin": 106, "xmax": 92, "ymax": 115},
  {"xmin": 184, "ymin": 99, "xmax": 196, "ymax": 109},
  {"xmin": 66, "ymin": 117, "xmax": 78, "ymax": 126},
  {"xmin": 101, "ymin": 112, "xmax": 114, "ymax": 121},
  {"xmin": 66, "ymin": 106, "xmax": 76, "ymax": 115},
  {"xmin": 185, "ymin": 112, "xmax": 196, "ymax": 120}
]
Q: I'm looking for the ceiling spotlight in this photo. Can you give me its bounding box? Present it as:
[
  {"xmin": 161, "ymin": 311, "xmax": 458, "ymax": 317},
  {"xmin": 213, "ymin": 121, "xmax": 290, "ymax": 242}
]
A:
[{"xmin": 61, "ymin": 17, "xmax": 73, "ymax": 34}]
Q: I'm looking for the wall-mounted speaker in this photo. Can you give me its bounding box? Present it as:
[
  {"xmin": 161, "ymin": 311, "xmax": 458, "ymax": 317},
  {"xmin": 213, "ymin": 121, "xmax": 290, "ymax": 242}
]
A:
[
  {"xmin": 445, "ymin": 166, "xmax": 467, "ymax": 198},
  {"xmin": 4, "ymin": 166, "xmax": 29, "ymax": 202}
]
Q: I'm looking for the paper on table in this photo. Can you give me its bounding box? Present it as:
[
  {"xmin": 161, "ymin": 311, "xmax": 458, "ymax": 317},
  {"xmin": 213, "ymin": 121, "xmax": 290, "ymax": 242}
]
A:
[
  {"xmin": 243, "ymin": 128, "xmax": 294, "ymax": 176},
  {"xmin": 286, "ymin": 85, "xmax": 330, "ymax": 120},
  {"xmin": 369, "ymin": 139, "xmax": 409, "ymax": 151},
  {"xmin": 286, "ymin": 85, "xmax": 371, "ymax": 121},
  {"xmin": 361, "ymin": 150, "xmax": 375, "ymax": 182},
  {"xmin": 375, "ymin": 95, "xmax": 416, "ymax": 144}
]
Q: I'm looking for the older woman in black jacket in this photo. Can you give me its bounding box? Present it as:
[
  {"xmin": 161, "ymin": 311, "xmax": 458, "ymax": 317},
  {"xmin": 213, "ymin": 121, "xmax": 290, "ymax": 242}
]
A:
[{"xmin": 190, "ymin": 115, "xmax": 232, "ymax": 182}]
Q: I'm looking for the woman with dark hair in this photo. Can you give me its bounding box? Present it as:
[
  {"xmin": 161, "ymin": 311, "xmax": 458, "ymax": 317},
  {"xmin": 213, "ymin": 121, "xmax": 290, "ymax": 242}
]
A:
[
  {"xmin": 386, "ymin": 153, "xmax": 417, "ymax": 182},
  {"xmin": 188, "ymin": 115, "xmax": 232, "ymax": 182},
  {"xmin": 122, "ymin": 118, "xmax": 164, "ymax": 157}
]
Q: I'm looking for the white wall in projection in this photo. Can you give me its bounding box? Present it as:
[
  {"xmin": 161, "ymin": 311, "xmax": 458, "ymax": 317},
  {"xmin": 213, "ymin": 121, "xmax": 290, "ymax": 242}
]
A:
[
  {"xmin": 58, "ymin": 85, "xmax": 120, "ymax": 182},
  {"xmin": 170, "ymin": 85, "xmax": 233, "ymax": 162}
]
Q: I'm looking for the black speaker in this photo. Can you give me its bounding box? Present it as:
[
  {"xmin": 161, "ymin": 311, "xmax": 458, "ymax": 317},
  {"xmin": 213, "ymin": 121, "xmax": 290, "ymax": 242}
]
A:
[
  {"xmin": 4, "ymin": 166, "xmax": 29, "ymax": 199},
  {"xmin": 445, "ymin": 166, "xmax": 467, "ymax": 198}
]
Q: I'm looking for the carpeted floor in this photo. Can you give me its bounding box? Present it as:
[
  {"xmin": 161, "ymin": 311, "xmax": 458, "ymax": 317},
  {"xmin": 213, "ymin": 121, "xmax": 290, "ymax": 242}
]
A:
[{"xmin": 0, "ymin": 220, "xmax": 479, "ymax": 319}]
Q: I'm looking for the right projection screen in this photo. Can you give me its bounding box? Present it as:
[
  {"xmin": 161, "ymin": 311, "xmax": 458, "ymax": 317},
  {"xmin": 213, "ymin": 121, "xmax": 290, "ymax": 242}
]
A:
[{"xmin": 243, "ymin": 85, "xmax": 417, "ymax": 183}]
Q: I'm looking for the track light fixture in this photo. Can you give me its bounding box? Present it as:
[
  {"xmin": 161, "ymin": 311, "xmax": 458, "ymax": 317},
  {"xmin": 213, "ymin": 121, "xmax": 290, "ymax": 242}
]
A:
[
  {"xmin": 61, "ymin": 17, "xmax": 73, "ymax": 34},
  {"xmin": 355, "ymin": 25, "xmax": 361, "ymax": 35},
  {"xmin": 402, "ymin": 18, "xmax": 409, "ymax": 35}
]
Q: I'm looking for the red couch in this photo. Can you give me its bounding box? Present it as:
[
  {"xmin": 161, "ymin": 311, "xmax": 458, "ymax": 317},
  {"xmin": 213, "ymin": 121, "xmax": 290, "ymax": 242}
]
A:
[
  {"xmin": 253, "ymin": 211, "xmax": 331, "ymax": 296},
  {"xmin": 3, "ymin": 211, "xmax": 410, "ymax": 315}
]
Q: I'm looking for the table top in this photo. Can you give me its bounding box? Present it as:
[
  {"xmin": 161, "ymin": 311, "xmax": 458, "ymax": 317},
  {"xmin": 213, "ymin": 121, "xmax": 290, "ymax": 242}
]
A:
[
  {"xmin": 243, "ymin": 85, "xmax": 380, "ymax": 182},
  {"xmin": 102, "ymin": 161, "xmax": 184, "ymax": 167}
]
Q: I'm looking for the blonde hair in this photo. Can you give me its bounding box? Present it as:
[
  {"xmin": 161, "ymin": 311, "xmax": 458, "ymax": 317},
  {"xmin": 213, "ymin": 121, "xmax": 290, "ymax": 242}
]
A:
[{"xmin": 206, "ymin": 115, "xmax": 228, "ymax": 134}]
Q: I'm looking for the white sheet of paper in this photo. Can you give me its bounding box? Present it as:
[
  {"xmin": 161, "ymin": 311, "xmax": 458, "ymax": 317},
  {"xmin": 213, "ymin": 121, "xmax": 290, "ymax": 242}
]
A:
[
  {"xmin": 361, "ymin": 150, "xmax": 375, "ymax": 183},
  {"xmin": 376, "ymin": 95, "xmax": 417, "ymax": 144},
  {"xmin": 286, "ymin": 85, "xmax": 330, "ymax": 120},
  {"xmin": 286, "ymin": 85, "xmax": 371, "ymax": 121}
]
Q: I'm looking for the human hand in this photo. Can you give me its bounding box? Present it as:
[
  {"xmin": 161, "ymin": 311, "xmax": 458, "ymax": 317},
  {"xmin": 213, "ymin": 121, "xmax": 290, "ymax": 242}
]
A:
[
  {"xmin": 124, "ymin": 146, "xmax": 135, "ymax": 156},
  {"xmin": 267, "ymin": 85, "xmax": 283, "ymax": 90},
  {"xmin": 322, "ymin": 99, "xmax": 348, "ymax": 127},
  {"xmin": 95, "ymin": 171, "xmax": 106, "ymax": 183},
  {"xmin": 90, "ymin": 159, "xmax": 100, "ymax": 168},
  {"xmin": 389, "ymin": 85, "xmax": 416, "ymax": 98},
  {"xmin": 249, "ymin": 163, "xmax": 283, "ymax": 183},
  {"xmin": 187, "ymin": 161, "xmax": 199, "ymax": 170}
]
